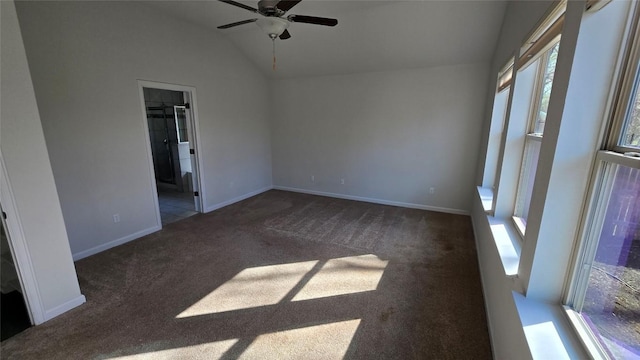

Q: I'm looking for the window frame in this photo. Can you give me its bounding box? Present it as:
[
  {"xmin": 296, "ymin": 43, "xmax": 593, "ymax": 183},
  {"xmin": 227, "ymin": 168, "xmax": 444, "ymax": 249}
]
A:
[
  {"xmin": 484, "ymin": 1, "xmax": 566, "ymax": 232},
  {"xmin": 567, "ymin": 152, "xmax": 640, "ymax": 305},
  {"xmin": 606, "ymin": 13, "xmax": 640, "ymax": 152},
  {"xmin": 512, "ymin": 41, "xmax": 561, "ymax": 237},
  {"xmin": 497, "ymin": 58, "xmax": 515, "ymax": 93},
  {"xmin": 174, "ymin": 105, "xmax": 189, "ymax": 144},
  {"xmin": 565, "ymin": 152, "xmax": 640, "ymax": 360},
  {"xmin": 565, "ymin": 3, "xmax": 640, "ymax": 357},
  {"xmin": 512, "ymin": 133, "xmax": 543, "ymax": 236},
  {"xmin": 484, "ymin": 57, "xmax": 515, "ymax": 207}
]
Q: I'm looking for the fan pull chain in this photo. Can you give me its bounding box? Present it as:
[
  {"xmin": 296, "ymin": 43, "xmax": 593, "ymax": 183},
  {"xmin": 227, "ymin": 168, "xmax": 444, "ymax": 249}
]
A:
[{"xmin": 272, "ymin": 37, "xmax": 277, "ymax": 71}]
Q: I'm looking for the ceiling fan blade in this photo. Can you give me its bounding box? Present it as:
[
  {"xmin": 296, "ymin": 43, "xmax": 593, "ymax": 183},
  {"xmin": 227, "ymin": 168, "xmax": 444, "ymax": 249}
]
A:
[
  {"xmin": 288, "ymin": 15, "xmax": 337, "ymax": 27},
  {"xmin": 279, "ymin": 29, "xmax": 291, "ymax": 40},
  {"xmin": 276, "ymin": 0, "xmax": 302, "ymax": 13},
  {"xmin": 217, "ymin": 18, "xmax": 258, "ymax": 29},
  {"xmin": 218, "ymin": 0, "xmax": 259, "ymax": 14}
]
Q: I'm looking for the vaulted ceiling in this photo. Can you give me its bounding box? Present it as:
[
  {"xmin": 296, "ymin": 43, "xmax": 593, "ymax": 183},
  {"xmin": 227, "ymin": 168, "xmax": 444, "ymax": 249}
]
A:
[{"xmin": 145, "ymin": 0, "xmax": 508, "ymax": 79}]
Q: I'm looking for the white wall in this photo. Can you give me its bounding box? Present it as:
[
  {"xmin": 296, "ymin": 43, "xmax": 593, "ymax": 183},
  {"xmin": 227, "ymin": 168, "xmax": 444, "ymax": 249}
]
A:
[
  {"xmin": 1, "ymin": 0, "xmax": 84, "ymax": 323},
  {"xmin": 15, "ymin": 1, "xmax": 273, "ymax": 257},
  {"xmin": 272, "ymin": 64, "xmax": 489, "ymax": 214}
]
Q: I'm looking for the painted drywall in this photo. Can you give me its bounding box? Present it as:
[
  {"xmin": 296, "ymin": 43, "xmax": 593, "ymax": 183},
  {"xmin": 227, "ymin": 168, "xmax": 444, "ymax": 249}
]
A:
[
  {"xmin": 145, "ymin": 1, "xmax": 507, "ymax": 79},
  {"xmin": 15, "ymin": 1, "xmax": 272, "ymax": 257},
  {"xmin": 271, "ymin": 64, "xmax": 489, "ymax": 213},
  {"xmin": 1, "ymin": 0, "xmax": 84, "ymax": 322}
]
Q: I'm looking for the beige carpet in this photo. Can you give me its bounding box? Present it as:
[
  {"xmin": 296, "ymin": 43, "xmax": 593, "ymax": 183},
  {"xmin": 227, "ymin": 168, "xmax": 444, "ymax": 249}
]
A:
[{"xmin": 0, "ymin": 190, "xmax": 492, "ymax": 359}]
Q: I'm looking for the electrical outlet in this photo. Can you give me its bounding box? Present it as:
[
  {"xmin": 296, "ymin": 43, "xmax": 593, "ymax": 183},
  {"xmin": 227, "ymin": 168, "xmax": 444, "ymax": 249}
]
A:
[
  {"xmin": 341, "ymin": 178, "xmax": 345, "ymax": 185},
  {"xmin": 229, "ymin": 181, "xmax": 235, "ymax": 188},
  {"xmin": 311, "ymin": 175, "xmax": 315, "ymax": 182},
  {"xmin": 429, "ymin": 187, "xmax": 435, "ymax": 194},
  {"xmin": 113, "ymin": 214, "xmax": 120, "ymax": 223}
]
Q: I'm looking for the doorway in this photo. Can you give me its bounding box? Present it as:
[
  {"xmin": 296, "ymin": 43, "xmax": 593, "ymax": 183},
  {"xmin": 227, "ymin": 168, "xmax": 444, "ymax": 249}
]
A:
[
  {"xmin": 140, "ymin": 84, "xmax": 203, "ymax": 226},
  {"xmin": 1, "ymin": 208, "xmax": 31, "ymax": 340}
]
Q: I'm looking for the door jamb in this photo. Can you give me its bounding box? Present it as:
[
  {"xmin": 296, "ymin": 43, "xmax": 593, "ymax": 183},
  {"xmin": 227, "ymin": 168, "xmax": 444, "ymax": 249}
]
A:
[
  {"xmin": 137, "ymin": 80, "xmax": 205, "ymax": 226},
  {"xmin": 0, "ymin": 152, "xmax": 42, "ymax": 325}
]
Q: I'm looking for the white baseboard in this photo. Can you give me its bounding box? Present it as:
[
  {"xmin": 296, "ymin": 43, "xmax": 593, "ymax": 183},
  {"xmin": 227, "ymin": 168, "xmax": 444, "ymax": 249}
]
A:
[
  {"xmin": 72, "ymin": 225, "xmax": 161, "ymax": 261},
  {"xmin": 273, "ymin": 186, "xmax": 469, "ymax": 215},
  {"xmin": 42, "ymin": 294, "xmax": 86, "ymax": 324},
  {"xmin": 72, "ymin": 186, "xmax": 464, "ymax": 260},
  {"xmin": 204, "ymin": 186, "xmax": 273, "ymax": 213},
  {"xmin": 72, "ymin": 186, "xmax": 274, "ymax": 261}
]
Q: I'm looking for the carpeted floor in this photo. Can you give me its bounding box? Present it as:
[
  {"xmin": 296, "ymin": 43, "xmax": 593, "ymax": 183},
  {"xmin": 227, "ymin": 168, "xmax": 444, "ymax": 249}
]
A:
[{"xmin": 0, "ymin": 190, "xmax": 491, "ymax": 359}]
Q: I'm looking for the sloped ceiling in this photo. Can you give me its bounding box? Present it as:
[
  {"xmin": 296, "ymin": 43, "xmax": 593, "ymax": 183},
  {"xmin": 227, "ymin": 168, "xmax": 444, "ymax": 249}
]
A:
[{"xmin": 145, "ymin": 0, "xmax": 508, "ymax": 79}]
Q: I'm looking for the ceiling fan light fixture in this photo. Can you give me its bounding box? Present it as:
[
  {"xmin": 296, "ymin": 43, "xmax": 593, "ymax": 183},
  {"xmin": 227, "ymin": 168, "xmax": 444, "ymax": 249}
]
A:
[{"xmin": 256, "ymin": 17, "xmax": 289, "ymax": 38}]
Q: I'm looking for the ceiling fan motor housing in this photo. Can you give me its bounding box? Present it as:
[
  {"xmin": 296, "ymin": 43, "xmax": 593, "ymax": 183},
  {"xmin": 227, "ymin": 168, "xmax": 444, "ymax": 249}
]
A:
[{"xmin": 258, "ymin": 0, "xmax": 284, "ymax": 16}]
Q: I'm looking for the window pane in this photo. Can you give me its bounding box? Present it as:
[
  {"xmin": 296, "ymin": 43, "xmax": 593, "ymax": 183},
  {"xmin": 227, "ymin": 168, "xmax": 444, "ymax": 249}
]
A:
[
  {"xmin": 175, "ymin": 108, "xmax": 188, "ymax": 143},
  {"xmin": 581, "ymin": 164, "xmax": 640, "ymax": 359},
  {"xmin": 498, "ymin": 59, "xmax": 514, "ymax": 92},
  {"xmin": 533, "ymin": 43, "xmax": 560, "ymax": 135},
  {"xmin": 484, "ymin": 87, "xmax": 510, "ymax": 189},
  {"xmin": 622, "ymin": 68, "xmax": 640, "ymax": 148},
  {"xmin": 514, "ymin": 139, "xmax": 542, "ymax": 229}
]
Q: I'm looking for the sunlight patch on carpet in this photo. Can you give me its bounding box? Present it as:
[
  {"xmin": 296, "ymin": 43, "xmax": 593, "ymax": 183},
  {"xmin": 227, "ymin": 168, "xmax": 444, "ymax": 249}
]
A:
[
  {"xmin": 292, "ymin": 254, "xmax": 388, "ymax": 301},
  {"xmin": 238, "ymin": 319, "xmax": 361, "ymax": 359},
  {"xmin": 108, "ymin": 339, "xmax": 238, "ymax": 359},
  {"xmin": 177, "ymin": 260, "xmax": 318, "ymax": 318}
]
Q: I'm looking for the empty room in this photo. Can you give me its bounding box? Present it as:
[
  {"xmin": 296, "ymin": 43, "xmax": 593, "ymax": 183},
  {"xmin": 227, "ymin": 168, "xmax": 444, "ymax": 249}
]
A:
[{"xmin": 1, "ymin": 0, "xmax": 639, "ymax": 359}]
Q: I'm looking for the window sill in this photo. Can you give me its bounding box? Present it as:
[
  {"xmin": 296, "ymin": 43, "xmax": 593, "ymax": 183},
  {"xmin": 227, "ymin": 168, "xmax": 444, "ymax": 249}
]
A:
[
  {"xmin": 512, "ymin": 216, "xmax": 527, "ymax": 238},
  {"xmin": 564, "ymin": 307, "xmax": 639, "ymax": 360},
  {"xmin": 476, "ymin": 186, "xmax": 521, "ymax": 277},
  {"xmin": 473, "ymin": 190, "xmax": 590, "ymax": 359},
  {"xmin": 477, "ymin": 186, "xmax": 494, "ymax": 213},
  {"xmin": 563, "ymin": 307, "xmax": 608, "ymax": 359},
  {"xmin": 488, "ymin": 216, "xmax": 522, "ymax": 277},
  {"xmin": 513, "ymin": 292, "xmax": 589, "ymax": 359}
]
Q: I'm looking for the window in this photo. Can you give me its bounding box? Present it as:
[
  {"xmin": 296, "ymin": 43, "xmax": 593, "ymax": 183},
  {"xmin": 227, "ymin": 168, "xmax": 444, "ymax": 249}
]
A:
[
  {"xmin": 577, "ymin": 160, "xmax": 639, "ymax": 359},
  {"xmin": 497, "ymin": 59, "xmax": 514, "ymax": 93},
  {"xmin": 175, "ymin": 105, "xmax": 188, "ymax": 143},
  {"xmin": 569, "ymin": 8, "xmax": 640, "ymax": 358},
  {"xmin": 513, "ymin": 41, "xmax": 561, "ymax": 235},
  {"xmin": 484, "ymin": 1, "xmax": 565, "ymax": 224},
  {"xmin": 482, "ymin": 59, "xmax": 514, "ymax": 198},
  {"xmin": 622, "ymin": 87, "xmax": 640, "ymax": 147}
]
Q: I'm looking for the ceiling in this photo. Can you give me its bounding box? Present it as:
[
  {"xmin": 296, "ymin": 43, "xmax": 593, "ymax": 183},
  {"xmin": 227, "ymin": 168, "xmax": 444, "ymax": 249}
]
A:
[{"xmin": 145, "ymin": 0, "xmax": 508, "ymax": 79}]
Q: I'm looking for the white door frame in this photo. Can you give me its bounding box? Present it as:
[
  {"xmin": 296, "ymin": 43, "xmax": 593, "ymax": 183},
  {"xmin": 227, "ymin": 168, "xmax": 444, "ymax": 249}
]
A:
[
  {"xmin": 0, "ymin": 152, "xmax": 42, "ymax": 325},
  {"xmin": 137, "ymin": 80, "xmax": 205, "ymax": 226}
]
